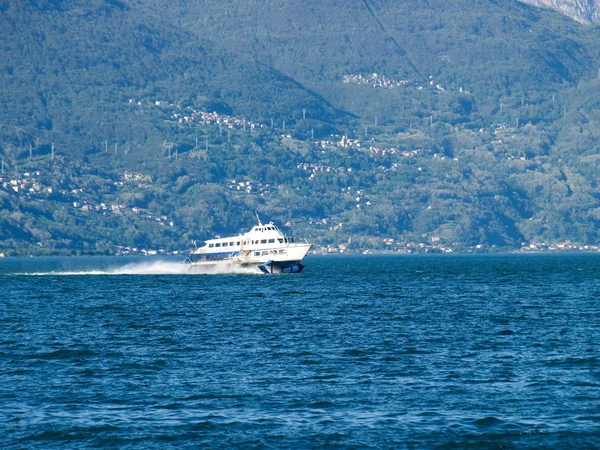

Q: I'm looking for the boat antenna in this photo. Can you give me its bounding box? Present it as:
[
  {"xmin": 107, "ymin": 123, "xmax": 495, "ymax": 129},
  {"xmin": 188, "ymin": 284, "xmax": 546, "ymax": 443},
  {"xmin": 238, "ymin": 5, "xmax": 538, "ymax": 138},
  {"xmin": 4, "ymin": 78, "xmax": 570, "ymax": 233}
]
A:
[{"xmin": 255, "ymin": 211, "xmax": 262, "ymax": 226}]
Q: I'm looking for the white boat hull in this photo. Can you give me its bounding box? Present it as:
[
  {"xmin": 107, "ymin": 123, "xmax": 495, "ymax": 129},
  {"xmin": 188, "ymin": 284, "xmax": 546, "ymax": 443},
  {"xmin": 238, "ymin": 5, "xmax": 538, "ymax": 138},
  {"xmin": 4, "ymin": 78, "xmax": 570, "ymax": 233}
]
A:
[{"xmin": 185, "ymin": 243, "xmax": 312, "ymax": 273}]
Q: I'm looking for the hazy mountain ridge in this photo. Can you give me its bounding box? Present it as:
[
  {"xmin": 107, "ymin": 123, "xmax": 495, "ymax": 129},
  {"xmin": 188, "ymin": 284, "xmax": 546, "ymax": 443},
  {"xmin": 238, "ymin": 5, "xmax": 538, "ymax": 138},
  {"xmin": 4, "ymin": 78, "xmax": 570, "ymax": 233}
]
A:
[{"xmin": 520, "ymin": 0, "xmax": 600, "ymax": 23}]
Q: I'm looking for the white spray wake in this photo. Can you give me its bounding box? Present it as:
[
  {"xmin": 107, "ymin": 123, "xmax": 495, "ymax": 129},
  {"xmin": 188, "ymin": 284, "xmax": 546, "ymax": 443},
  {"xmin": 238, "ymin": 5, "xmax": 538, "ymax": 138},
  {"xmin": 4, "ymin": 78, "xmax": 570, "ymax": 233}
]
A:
[{"xmin": 18, "ymin": 260, "xmax": 262, "ymax": 276}]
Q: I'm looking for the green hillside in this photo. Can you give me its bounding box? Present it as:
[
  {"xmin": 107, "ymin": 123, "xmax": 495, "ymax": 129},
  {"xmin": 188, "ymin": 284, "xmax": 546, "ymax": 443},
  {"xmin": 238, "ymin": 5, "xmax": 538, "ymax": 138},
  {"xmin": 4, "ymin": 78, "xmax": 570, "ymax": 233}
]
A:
[
  {"xmin": 150, "ymin": 0, "xmax": 600, "ymax": 120},
  {"xmin": 1, "ymin": 0, "xmax": 600, "ymax": 255},
  {"xmin": 0, "ymin": 0, "xmax": 347, "ymax": 161}
]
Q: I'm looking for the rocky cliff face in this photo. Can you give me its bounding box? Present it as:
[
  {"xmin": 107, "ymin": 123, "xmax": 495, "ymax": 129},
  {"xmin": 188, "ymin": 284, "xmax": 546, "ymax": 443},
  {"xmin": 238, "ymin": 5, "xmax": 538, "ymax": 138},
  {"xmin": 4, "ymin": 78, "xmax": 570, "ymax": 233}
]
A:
[{"xmin": 520, "ymin": 0, "xmax": 600, "ymax": 23}]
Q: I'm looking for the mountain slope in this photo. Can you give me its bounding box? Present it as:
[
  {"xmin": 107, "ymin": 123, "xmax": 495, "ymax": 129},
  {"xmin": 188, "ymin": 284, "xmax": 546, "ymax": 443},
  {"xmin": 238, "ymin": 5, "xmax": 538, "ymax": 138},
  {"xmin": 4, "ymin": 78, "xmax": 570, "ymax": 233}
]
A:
[
  {"xmin": 143, "ymin": 0, "xmax": 599, "ymax": 120},
  {"xmin": 0, "ymin": 0, "xmax": 347, "ymax": 159},
  {"xmin": 2, "ymin": 0, "xmax": 600, "ymax": 254}
]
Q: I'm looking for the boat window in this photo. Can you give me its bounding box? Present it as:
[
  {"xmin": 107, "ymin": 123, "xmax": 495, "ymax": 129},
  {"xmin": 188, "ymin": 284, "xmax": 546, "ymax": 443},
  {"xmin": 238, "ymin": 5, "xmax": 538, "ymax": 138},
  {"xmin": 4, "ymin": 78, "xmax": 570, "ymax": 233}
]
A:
[
  {"xmin": 237, "ymin": 241, "xmax": 240, "ymax": 245},
  {"xmin": 231, "ymin": 242, "xmax": 235, "ymax": 246},
  {"xmin": 268, "ymin": 239, "xmax": 275, "ymax": 243},
  {"xmin": 262, "ymin": 251, "xmax": 270, "ymax": 256},
  {"xmin": 209, "ymin": 243, "xmax": 214, "ymax": 248},
  {"xmin": 254, "ymin": 252, "xmax": 260, "ymax": 256},
  {"xmin": 215, "ymin": 243, "xmax": 221, "ymax": 247},
  {"xmin": 261, "ymin": 239, "xmax": 267, "ymax": 244},
  {"xmin": 277, "ymin": 238, "xmax": 283, "ymax": 243},
  {"xmin": 222, "ymin": 242, "xmax": 228, "ymax": 247}
]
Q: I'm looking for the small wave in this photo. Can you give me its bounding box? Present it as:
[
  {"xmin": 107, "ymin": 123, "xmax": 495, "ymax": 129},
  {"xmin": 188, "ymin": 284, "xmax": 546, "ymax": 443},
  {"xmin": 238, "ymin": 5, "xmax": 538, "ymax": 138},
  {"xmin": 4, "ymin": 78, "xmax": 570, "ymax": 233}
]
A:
[
  {"xmin": 343, "ymin": 348, "xmax": 372, "ymax": 357},
  {"xmin": 16, "ymin": 260, "xmax": 262, "ymax": 276},
  {"xmin": 473, "ymin": 416, "xmax": 505, "ymax": 427},
  {"xmin": 190, "ymin": 421, "xmax": 220, "ymax": 431},
  {"xmin": 27, "ymin": 349, "xmax": 98, "ymax": 360},
  {"xmin": 308, "ymin": 401, "xmax": 336, "ymax": 409},
  {"xmin": 497, "ymin": 329, "xmax": 515, "ymax": 335},
  {"xmin": 545, "ymin": 356, "xmax": 599, "ymax": 368}
]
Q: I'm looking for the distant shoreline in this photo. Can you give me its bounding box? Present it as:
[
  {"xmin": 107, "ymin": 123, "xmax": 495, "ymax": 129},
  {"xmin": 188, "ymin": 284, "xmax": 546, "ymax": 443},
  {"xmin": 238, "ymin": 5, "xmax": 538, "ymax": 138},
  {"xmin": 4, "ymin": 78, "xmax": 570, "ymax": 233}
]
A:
[{"xmin": 2, "ymin": 248, "xmax": 600, "ymax": 258}]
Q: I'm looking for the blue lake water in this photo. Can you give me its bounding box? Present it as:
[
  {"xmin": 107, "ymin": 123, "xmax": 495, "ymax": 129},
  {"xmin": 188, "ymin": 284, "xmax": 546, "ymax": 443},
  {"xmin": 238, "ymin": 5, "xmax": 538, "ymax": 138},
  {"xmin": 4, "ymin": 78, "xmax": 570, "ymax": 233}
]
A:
[{"xmin": 1, "ymin": 254, "xmax": 600, "ymax": 448}]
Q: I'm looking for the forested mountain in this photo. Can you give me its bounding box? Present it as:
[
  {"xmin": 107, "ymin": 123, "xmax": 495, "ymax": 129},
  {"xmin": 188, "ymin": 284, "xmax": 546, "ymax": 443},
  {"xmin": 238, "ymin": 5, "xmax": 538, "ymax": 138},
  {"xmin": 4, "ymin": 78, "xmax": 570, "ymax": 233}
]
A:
[
  {"xmin": 146, "ymin": 0, "xmax": 599, "ymax": 122},
  {"xmin": 0, "ymin": 0, "xmax": 346, "ymax": 160},
  {"xmin": 1, "ymin": 0, "xmax": 600, "ymax": 255},
  {"xmin": 520, "ymin": 0, "xmax": 600, "ymax": 24}
]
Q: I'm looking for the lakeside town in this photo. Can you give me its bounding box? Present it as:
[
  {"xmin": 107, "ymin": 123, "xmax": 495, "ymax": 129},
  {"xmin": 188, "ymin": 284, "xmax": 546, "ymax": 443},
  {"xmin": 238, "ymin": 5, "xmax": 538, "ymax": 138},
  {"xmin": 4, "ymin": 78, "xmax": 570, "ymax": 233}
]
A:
[
  {"xmin": 1, "ymin": 164, "xmax": 599, "ymax": 257},
  {"xmin": 1, "ymin": 131, "xmax": 597, "ymax": 257}
]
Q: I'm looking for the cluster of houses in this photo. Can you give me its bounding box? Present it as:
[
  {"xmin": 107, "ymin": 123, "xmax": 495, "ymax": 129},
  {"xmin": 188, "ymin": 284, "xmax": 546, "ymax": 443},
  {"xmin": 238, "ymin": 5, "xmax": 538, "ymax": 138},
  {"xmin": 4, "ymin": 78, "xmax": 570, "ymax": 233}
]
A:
[
  {"xmin": 297, "ymin": 160, "xmax": 402, "ymax": 179},
  {"xmin": 1, "ymin": 170, "xmax": 152, "ymax": 197},
  {"xmin": 74, "ymin": 202, "xmax": 174, "ymax": 228},
  {"xmin": 74, "ymin": 201, "xmax": 173, "ymax": 226},
  {"xmin": 114, "ymin": 246, "xmax": 180, "ymax": 256},
  {"xmin": 342, "ymin": 73, "xmax": 417, "ymax": 89},
  {"xmin": 394, "ymin": 240, "xmax": 455, "ymax": 253},
  {"xmin": 123, "ymin": 171, "xmax": 149, "ymax": 183},
  {"xmin": 0, "ymin": 171, "xmax": 46, "ymax": 195},
  {"xmin": 228, "ymin": 180, "xmax": 273, "ymax": 197},
  {"xmin": 341, "ymin": 187, "xmax": 374, "ymax": 209},
  {"xmin": 313, "ymin": 239, "xmax": 454, "ymax": 254},
  {"xmin": 129, "ymin": 98, "xmax": 267, "ymax": 131},
  {"xmin": 519, "ymin": 242, "xmax": 600, "ymax": 252},
  {"xmin": 319, "ymin": 135, "xmax": 420, "ymax": 158},
  {"xmin": 170, "ymin": 110, "xmax": 264, "ymax": 131},
  {"xmin": 342, "ymin": 73, "xmax": 454, "ymax": 94},
  {"xmin": 308, "ymin": 234, "xmax": 600, "ymax": 255},
  {"xmin": 308, "ymin": 218, "xmax": 344, "ymax": 231},
  {"xmin": 1, "ymin": 168, "xmax": 176, "ymax": 227},
  {"xmin": 297, "ymin": 163, "xmax": 353, "ymax": 178}
]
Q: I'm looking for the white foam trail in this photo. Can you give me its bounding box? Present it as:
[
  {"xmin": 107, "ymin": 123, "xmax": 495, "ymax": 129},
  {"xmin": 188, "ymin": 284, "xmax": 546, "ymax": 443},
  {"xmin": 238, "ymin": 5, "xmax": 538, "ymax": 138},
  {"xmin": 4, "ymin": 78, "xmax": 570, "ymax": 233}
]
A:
[{"xmin": 18, "ymin": 260, "xmax": 262, "ymax": 276}]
